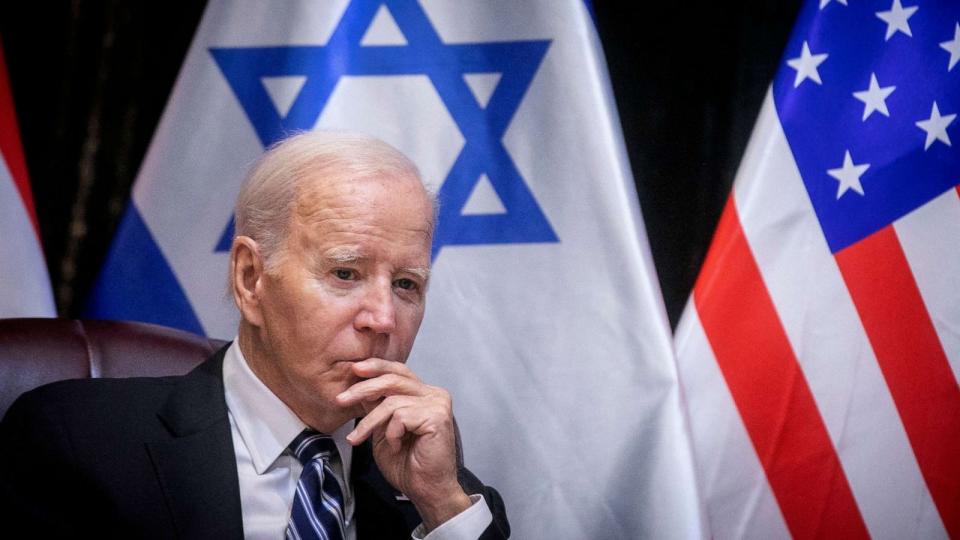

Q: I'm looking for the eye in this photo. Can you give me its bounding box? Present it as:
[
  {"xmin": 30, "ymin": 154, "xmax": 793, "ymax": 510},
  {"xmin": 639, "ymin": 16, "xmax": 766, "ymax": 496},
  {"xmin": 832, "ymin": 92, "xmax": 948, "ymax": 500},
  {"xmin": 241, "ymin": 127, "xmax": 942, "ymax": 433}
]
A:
[
  {"xmin": 333, "ymin": 268, "xmax": 356, "ymax": 281},
  {"xmin": 394, "ymin": 278, "xmax": 418, "ymax": 291}
]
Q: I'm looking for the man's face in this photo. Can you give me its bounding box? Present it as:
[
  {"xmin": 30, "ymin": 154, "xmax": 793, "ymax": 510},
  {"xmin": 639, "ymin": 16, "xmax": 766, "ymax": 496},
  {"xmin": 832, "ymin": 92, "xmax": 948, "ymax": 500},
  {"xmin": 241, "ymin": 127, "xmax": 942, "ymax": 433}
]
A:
[{"xmin": 249, "ymin": 172, "xmax": 433, "ymax": 431}]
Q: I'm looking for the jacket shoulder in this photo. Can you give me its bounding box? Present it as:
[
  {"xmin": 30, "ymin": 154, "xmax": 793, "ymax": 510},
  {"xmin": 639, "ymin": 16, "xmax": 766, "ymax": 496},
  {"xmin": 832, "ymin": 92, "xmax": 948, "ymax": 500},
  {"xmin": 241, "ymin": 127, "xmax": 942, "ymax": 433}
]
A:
[{"xmin": 6, "ymin": 375, "xmax": 179, "ymax": 426}]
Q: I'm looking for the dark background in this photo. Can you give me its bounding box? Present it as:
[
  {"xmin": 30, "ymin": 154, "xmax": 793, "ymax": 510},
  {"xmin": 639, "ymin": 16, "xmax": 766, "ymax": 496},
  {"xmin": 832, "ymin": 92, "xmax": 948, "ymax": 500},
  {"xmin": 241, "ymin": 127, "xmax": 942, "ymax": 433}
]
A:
[{"xmin": 0, "ymin": 1, "xmax": 802, "ymax": 329}]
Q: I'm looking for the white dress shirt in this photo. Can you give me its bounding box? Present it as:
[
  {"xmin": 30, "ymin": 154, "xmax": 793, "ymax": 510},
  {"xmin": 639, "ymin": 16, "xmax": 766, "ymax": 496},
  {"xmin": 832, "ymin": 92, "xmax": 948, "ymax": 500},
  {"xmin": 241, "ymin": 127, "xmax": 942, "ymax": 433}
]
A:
[{"xmin": 222, "ymin": 341, "xmax": 492, "ymax": 539}]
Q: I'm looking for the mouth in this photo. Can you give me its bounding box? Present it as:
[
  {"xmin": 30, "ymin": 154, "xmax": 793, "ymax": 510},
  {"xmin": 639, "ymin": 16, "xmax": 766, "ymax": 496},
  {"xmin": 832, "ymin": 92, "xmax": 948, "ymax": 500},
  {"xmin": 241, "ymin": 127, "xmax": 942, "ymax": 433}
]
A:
[
  {"xmin": 336, "ymin": 358, "xmax": 369, "ymax": 385},
  {"xmin": 340, "ymin": 351, "xmax": 393, "ymax": 364}
]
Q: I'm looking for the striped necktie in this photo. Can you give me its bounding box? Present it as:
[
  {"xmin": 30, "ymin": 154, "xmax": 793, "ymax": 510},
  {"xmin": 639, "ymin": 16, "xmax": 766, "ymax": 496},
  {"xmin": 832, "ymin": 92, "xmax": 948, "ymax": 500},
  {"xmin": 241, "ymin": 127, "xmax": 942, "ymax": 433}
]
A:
[{"xmin": 286, "ymin": 429, "xmax": 346, "ymax": 540}]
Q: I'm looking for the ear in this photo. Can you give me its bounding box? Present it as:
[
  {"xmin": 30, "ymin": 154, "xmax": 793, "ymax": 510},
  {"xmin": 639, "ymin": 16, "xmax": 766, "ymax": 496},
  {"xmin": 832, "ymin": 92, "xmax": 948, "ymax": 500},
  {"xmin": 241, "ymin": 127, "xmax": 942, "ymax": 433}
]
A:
[{"xmin": 230, "ymin": 236, "xmax": 266, "ymax": 327}]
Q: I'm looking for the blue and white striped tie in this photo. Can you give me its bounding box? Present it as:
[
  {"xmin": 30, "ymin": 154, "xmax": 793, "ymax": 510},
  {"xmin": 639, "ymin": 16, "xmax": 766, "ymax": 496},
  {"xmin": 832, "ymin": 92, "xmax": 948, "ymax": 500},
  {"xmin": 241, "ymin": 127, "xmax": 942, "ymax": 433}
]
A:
[{"xmin": 286, "ymin": 430, "xmax": 346, "ymax": 540}]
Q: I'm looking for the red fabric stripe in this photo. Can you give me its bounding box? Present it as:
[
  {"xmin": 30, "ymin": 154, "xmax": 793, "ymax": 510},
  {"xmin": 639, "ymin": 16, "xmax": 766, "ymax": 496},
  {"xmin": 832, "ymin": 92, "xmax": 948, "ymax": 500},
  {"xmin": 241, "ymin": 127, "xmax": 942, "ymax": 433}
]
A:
[
  {"xmin": 694, "ymin": 197, "xmax": 869, "ymax": 539},
  {"xmin": 0, "ymin": 38, "xmax": 40, "ymax": 236},
  {"xmin": 836, "ymin": 225, "xmax": 960, "ymax": 538}
]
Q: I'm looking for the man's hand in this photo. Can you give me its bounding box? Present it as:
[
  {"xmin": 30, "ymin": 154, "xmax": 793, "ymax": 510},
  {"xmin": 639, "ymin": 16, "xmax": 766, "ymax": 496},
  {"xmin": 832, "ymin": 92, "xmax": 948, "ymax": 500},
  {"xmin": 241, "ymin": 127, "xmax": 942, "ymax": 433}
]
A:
[{"xmin": 336, "ymin": 358, "xmax": 472, "ymax": 532}]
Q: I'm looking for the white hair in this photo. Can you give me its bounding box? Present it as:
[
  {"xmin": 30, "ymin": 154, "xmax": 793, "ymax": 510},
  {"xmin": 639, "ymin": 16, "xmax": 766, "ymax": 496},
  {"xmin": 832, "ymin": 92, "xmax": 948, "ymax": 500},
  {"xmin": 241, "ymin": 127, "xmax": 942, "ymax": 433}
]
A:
[{"xmin": 233, "ymin": 130, "xmax": 435, "ymax": 271}]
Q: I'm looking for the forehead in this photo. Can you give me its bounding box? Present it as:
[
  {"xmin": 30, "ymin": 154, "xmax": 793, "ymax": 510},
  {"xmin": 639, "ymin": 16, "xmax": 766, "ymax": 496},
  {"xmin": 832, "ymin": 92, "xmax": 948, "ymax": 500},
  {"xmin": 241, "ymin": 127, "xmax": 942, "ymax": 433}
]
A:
[
  {"xmin": 299, "ymin": 168, "xmax": 427, "ymax": 205},
  {"xmin": 291, "ymin": 172, "xmax": 434, "ymax": 260}
]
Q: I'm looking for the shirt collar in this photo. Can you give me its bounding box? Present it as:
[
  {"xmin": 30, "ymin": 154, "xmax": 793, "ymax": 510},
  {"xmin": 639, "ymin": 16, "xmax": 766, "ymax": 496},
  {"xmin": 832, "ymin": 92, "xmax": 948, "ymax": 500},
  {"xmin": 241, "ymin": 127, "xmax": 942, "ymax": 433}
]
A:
[{"xmin": 222, "ymin": 340, "xmax": 353, "ymax": 479}]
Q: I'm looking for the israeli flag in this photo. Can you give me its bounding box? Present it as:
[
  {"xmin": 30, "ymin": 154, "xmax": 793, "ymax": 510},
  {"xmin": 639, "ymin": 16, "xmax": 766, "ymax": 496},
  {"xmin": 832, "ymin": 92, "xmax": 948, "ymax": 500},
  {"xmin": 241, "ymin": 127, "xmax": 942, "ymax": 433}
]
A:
[{"xmin": 87, "ymin": 1, "xmax": 702, "ymax": 537}]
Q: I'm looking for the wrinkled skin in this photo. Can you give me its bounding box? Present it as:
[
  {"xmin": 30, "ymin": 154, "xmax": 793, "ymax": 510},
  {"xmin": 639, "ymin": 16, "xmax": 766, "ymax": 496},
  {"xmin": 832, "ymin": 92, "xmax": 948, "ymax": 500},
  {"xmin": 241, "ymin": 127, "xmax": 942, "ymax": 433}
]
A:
[{"xmin": 231, "ymin": 171, "xmax": 470, "ymax": 531}]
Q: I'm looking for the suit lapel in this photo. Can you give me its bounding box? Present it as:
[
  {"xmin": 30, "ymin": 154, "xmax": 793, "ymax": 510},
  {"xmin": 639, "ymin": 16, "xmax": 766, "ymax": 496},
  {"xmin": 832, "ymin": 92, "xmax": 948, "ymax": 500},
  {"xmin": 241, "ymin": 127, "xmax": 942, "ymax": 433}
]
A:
[
  {"xmin": 351, "ymin": 440, "xmax": 421, "ymax": 539},
  {"xmin": 147, "ymin": 347, "xmax": 244, "ymax": 539}
]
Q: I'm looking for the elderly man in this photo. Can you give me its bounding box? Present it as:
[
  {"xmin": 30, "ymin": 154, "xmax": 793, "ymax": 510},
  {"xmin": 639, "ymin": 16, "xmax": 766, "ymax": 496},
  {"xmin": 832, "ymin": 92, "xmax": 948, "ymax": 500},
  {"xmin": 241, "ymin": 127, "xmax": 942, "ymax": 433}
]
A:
[{"xmin": 0, "ymin": 132, "xmax": 508, "ymax": 539}]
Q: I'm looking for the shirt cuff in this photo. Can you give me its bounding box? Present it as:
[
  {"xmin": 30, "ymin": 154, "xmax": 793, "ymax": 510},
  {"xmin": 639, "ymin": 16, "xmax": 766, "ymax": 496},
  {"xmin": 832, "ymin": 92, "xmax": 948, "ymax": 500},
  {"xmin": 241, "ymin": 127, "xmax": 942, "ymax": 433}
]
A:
[{"xmin": 411, "ymin": 494, "xmax": 492, "ymax": 540}]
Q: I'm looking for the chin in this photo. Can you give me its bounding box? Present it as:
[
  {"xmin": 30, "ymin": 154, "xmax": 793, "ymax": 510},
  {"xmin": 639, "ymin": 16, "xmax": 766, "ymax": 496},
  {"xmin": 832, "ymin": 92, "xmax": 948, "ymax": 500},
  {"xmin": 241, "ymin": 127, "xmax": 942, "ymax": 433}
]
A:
[{"xmin": 299, "ymin": 400, "xmax": 357, "ymax": 433}]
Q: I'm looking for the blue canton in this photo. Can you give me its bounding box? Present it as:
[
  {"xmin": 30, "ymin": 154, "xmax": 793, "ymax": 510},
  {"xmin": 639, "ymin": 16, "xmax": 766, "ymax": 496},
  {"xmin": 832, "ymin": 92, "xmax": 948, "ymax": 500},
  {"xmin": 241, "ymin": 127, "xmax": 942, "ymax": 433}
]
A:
[
  {"xmin": 209, "ymin": 0, "xmax": 557, "ymax": 258},
  {"xmin": 773, "ymin": 0, "xmax": 960, "ymax": 253}
]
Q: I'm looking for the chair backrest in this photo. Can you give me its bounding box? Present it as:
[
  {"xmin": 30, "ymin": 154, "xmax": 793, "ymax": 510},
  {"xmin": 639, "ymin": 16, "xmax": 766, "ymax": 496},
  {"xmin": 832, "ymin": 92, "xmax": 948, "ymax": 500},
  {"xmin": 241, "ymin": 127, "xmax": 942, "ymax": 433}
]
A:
[{"xmin": 0, "ymin": 318, "xmax": 227, "ymax": 418}]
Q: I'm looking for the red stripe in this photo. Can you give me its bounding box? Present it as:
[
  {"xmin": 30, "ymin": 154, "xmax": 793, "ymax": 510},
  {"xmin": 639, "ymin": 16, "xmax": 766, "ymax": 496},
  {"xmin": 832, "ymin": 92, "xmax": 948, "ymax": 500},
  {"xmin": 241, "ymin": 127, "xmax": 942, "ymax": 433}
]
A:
[
  {"xmin": 0, "ymin": 38, "xmax": 40, "ymax": 237},
  {"xmin": 694, "ymin": 197, "xmax": 869, "ymax": 539},
  {"xmin": 836, "ymin": 225, "xmax": 960, "ymax": 538}
]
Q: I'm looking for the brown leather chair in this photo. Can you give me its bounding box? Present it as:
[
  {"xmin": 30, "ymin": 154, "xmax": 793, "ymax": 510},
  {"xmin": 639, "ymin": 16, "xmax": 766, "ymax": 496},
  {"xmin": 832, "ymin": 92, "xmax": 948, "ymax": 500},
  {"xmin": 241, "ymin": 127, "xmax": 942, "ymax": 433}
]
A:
[{"xmin": 0, "ymin": 318, "xmax": 227, "ymax": 419}]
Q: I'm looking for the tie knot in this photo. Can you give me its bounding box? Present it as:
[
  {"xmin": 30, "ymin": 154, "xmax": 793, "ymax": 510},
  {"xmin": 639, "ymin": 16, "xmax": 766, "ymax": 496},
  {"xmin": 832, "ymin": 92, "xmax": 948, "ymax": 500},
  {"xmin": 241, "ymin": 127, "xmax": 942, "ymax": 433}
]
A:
[{"xmin": 289, "ymin": 429, "xmax": 338, "ymax": 465}]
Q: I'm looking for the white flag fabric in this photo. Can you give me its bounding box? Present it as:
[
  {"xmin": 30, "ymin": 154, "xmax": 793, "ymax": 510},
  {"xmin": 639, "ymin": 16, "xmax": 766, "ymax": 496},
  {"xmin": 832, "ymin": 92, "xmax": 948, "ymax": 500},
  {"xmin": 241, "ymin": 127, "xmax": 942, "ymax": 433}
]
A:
[
  {"xmin": 0, "ymin": 40, "xmax": 55, "ymax": 318},
  {"xmin": 675, "ymin": 1, "xmax": 960, "ymax": 538},
  {"xmin": 87, "ymin": 1, "xmax": 702, "ymax": 537}
]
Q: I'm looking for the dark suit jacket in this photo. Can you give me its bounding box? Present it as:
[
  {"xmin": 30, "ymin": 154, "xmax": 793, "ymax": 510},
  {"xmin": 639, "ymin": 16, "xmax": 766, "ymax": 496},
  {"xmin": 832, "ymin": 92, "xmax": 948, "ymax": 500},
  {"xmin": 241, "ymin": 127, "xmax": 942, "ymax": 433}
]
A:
[{"xmin": 0, "ymin": 346, "xmax": 509, "ymax": 539}]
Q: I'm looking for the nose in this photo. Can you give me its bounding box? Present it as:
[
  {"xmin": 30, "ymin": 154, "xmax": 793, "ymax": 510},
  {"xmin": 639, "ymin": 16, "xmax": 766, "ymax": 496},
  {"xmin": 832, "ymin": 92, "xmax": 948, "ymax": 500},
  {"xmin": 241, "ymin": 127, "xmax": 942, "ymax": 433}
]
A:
[{"xmin": 354, "ymin": 280, "xmax": 397, "ymax": 334}]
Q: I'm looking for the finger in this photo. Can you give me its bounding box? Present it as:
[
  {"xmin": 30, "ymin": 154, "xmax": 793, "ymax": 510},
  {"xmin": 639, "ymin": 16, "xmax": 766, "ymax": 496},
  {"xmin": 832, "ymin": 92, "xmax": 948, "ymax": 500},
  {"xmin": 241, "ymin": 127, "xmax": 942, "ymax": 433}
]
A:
[
  {"xmin": 337, "ymin": 373, "xmax": 426, "ymax": 405},
  {"xmin": 352, "ymin": 358, "xmax": 418, "ymax": 379},
  {"xmin": 346, "ymin": 395, "xmax": 418, "ymax": 445},
  {"xmin": 384, "ymin": 412, "xmax": 409, "ymax": 452}
]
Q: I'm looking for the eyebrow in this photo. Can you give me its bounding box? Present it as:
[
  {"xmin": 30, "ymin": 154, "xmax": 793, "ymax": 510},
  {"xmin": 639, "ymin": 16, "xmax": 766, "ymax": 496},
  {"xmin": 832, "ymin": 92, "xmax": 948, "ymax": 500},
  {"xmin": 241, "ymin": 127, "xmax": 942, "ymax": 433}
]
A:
[
  {"xmin": 324, "ymin": 246, "xmax": 364, "ymax": 264},
  {"xmin": 403, "ymin": 267, "xmax": 431, "ymax": 282}
]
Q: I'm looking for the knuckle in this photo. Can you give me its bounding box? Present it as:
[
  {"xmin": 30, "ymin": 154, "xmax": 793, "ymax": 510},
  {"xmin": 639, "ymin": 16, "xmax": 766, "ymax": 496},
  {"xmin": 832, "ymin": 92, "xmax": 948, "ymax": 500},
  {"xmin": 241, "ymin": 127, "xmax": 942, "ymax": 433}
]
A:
[
  {"xmin": 388, "ymin": 414, "xmax": 406, "ymax": 431},
  {"xmin": 381, "ymin": 395, "xmax": 405, "ymax": 409},
  {"xmin": 430, "ymin": 387, "xmax": 452, "ymax": 408}
]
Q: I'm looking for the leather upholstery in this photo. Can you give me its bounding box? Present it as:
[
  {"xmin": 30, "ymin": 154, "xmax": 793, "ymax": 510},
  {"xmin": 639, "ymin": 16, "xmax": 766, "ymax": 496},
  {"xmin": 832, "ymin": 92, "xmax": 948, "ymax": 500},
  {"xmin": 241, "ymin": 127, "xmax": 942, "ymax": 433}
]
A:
[{"xmin": 0, "ymin": 318, "xmax": 226, "ymax": 418}]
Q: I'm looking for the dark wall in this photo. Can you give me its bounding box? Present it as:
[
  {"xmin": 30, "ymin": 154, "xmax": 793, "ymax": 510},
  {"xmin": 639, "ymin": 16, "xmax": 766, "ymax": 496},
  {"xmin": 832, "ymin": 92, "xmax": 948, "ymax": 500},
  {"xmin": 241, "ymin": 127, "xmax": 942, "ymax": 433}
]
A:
[
  {"xmin": 1, "ymin": 1, "xmax": 801, "ymax": 329},
  {"xmin": 594, "ymin": 2, "xmax": 802, "ymax": 325}
]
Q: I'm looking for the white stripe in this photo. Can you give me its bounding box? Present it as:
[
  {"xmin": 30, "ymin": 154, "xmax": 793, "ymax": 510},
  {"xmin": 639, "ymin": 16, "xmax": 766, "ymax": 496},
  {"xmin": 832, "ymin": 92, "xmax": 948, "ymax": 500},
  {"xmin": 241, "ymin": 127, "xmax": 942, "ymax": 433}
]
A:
[
  {"xmin": 287, "ymin": 519, "xmax": 302, "ymax": 540},
  {"xmin": 297, "ymin": 480, "xmax": 328, "ymax": 540},
  {"xmin": 321, "ymin": 462, "xmax": 346, "ymax": 534},
  {"xmin": 733, "ymin": 91, "xmax": 947, "ymax": 539},
  {"xmin": 294, "ymin": 434, "xmax": 337, "ymax": 469},
  {"xmin": 894, "ymin": 187, "xmax": 960, "ymax": 387},
  {"xmin": 674, "ymin": 302, "xmax": 791, "ymax": 539},
  {"xmin": 296, "ymin": 433, "xmax": 329, "ymax": 456},
  {"xmin": 315, "ymin": 461, "xmax": 345, "ymax": 530},
  {"xmin": 0, "ymin": 155, "xmax": 55, "ymax": 317}
]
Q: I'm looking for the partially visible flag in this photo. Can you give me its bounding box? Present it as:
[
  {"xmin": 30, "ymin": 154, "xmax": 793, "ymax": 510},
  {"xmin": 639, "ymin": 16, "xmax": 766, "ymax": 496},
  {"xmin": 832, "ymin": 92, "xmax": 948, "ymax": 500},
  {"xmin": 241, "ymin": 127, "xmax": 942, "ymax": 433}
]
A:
[
  {"xmin": 0, "ymin": 38, "xmax": 55, "ymax": 318},
  {"xmin": 676, "ymin": 0, "xmax": 960, "ymax": 537},
  {"xmin": 87, "ymin": 0, "xmax": 702, "ymax": 537}
]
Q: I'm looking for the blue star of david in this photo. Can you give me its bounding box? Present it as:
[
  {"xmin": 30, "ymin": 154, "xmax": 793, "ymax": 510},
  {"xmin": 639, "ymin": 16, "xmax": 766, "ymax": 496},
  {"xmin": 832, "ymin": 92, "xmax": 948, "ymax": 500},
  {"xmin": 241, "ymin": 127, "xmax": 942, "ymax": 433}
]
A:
[{"xmin": 209, "ymin": 0, "xmax": 558, "ymax": 258}]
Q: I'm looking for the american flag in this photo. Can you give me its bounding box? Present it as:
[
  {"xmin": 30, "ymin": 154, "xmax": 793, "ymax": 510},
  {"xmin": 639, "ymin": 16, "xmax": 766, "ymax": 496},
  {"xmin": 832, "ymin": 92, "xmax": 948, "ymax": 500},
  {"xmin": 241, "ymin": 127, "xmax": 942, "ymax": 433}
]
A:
[{"xmin": 675, "ymin": 0, "xmax": 959, "ymax": 537}]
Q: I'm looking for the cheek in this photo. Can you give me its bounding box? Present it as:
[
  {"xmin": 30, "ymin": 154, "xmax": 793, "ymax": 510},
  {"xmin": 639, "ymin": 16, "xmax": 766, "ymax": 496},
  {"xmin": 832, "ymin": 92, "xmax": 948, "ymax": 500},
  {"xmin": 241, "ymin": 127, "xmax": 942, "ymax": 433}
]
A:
[
  {"xmin": 302, "ymin": 282, "xmax": 363, "ymax": 319},
  {"xmin": 286, "ymin": 347, "xmax": 353, "ymax": 395},
  {"xmin": 402, "ymin": 301, "xmax": 426, "ymax": 327},
  {"xmin": 394, "ymin": 305, "xmax": 425, "ymax": 343},
  {"xmin": 291, "ymin": 304, "xmax": 366, "ymax": 360},
  {"xmin": 260, "ymin": 278, "xmax": 309, "ymax": 329}
]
